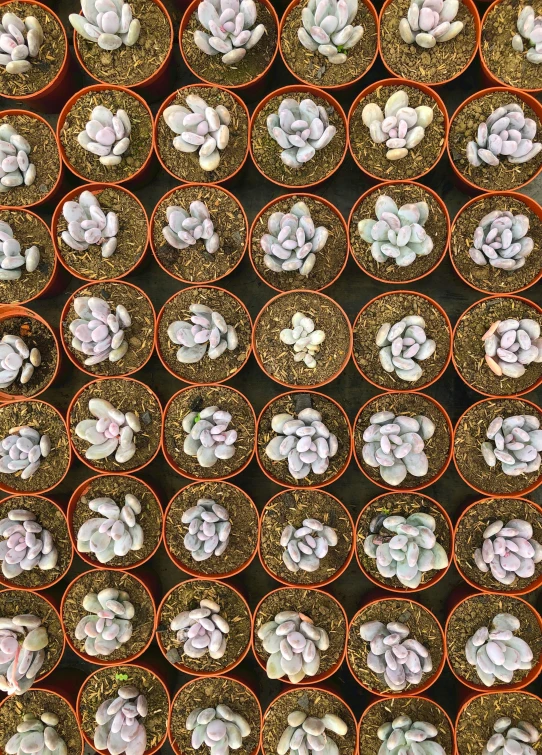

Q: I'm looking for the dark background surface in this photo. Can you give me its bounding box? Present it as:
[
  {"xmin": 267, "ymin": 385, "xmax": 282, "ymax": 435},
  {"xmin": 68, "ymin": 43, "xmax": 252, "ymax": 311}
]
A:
[{"xmin": 1, "ymin": 0, "xmax": 541, "ymax": 751}]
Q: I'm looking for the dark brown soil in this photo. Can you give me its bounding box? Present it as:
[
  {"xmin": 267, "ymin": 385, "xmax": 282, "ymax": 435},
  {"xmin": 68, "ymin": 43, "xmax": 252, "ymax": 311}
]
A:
[
  {"xmin": 0, "ymin": 315, "xmax": 57, "ymax": 397},
  {"xmin": 0, "ymin": 210, "xmax": 55, "ymax": 304},
  {"xmin": 449, "ymin": 91, "xmax": 542, "ymax": 191},
  {"xmin": 453, "ymin": 297, "xmax": 542, "ymax": 395},
  {"xmin": 451, "ymin": 194, "xmax": 542, "ymax": 294},
  {"xmin": 446, "ymin": 593, "xmax": 542, "ymax": 686},
  {"xmin": 350, "ymin": 84, "xmax": 445, "ymax": 180},
  {"xmin": 152, "ymin": 185, "xmax": 247, "ymax": 284},
  {"xmin": 354, "ymin": 392, "xmax": 451, "ymax": 489},
  {"xmin": 356, "ymin": 492, "xmax": 451, "ymax": 590},
  {"xmin": 165, "ymin": 480, "xmax": 258, "ymax": 577},
  {"xmin": 157, "ymin": 287, "xmax": 251, "ymax": 384},
  {"xmin": 260, "ymin": 488, "xmax": 353, "ymax": 585},
  {"xmin": 60, "ymin": 89, "xmax": 152, "ymax": 183},
  {"xmin": 71, "ymin": 474, "xmax": 162, "ymax": 569},
  {"xmin": 251, "ymin": 92, "xmax": 346, "ymax": 187},
  {"xmin": 56, "ymin": 187, "xmax": 149, "ymax": 281},
  {"xmin": 257, "ymin": 393, "xmax": 351, "ymax": 487},
  {"xmin": 347, "ymin": 598, "xmax": 444, "ymax": 693},
  {"xmin": 454, "ymin": 398, "xmax": 542, "ymax": 494},
  {"xmin": 76, "ymin": 0, "xmax": 171, "ymax": 87},
  {"xmin": 164, "ymin": 384, "xmax": 255, "ymax": 479},
  {"xmin": 455, "ymin": 497, "xmax": 542, "ymax": 593},
  {"xmin": 349, "ymin": 183, "xmax": 448, "ymax": 282},
  {"xmin": 69, "ymin": 378, "xmax": 161, "ymax": 473},
  {"xmin": 157, "ymin": 87, "xmax": 248, "ymax": 183},
  {"xmin": 158, "ymin": 579, "xmax": 250, "ymax": 673}
]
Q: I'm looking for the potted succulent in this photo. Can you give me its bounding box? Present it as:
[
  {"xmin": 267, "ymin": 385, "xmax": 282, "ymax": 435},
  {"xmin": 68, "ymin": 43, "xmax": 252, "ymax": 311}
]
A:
[{"xmin": 164, "ymin": 480, "xmax": 259, "ymax": 578}]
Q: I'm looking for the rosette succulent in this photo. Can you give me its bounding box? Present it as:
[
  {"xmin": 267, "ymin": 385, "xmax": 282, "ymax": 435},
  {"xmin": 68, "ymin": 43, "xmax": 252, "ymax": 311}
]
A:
[
  {"xmin": 481, "ymin": 414, "xmax": 542, "ymax": 476},
  {"xmin": 0, "ymin": 426, "xmax": 51, "ymax": 480},
  {"xmin": 0, "ymin": 509, "xmax": 57, "ymax": 579},
  {"xmin": 78, "ymin": 106, "xmax": 132, "ymax": 167},
  {"xmin": 69, "ymin": 0, "xmax": 141, "ymax": 50},
  {"xmin": 278, "ymin": 711, "xmax": 348, "ymax": 755},
  {"xmin": 76, "ymin": 493, "xmax": 144, "ymax": 563},
  {"xmin": 75, "ymin": 397, "xmax": 142, "ymax": 464},
  {"xmin": 377, "ymin": 717, "xmax": 444, "ymax": 755},
  {"xmin": 399, "ymin": 0, "xmax": 464, "ymax": 48},
  {"xmin": 0, "ymin": 124, "xmax": 36, "ymax": 192},
  {"xmin": 465, "ymin": 612, "xmax": 533, "ymax": 687},
  {"xmin": 298, "ymin": 0, "xmax": 364, "ymax": 65},
  {"xmin": 474, "ymin": 517, "xmax": 542, "ymax": 586},
  {"xmin": 69, "ymin": 295, "xmax": 130, "ymax": 367},
  {"xmin": 376, "ymin": 315, "xmax": 436, "ymax": 382},
  {"xmin": 162, "ymin": 201, "xmax": 220, "ymax": 254},
  {"xmin": 0, "ymin": 334, "xmax": 41, "ymax": 389},
  {"xmin": 186, "ymin": 704, "xmax": 251, "ymax": 752},
  {"xmin": 75, "ymin": 588, "xmax": 134, "ymax": 657},
  {"xmin": 61, "ymin": 191, "xmax": 118, "ymax": 258},
  {"xmin": 0, "ymin": 614, "xmax": 48, "ymax": 695},
  {"xmin": 182, "ymin": 406, "xmax": 238, "ymax": 468},
  {"xmin": 280, "ymin": 312, "xmax": 326, "ymax": 369},
  {"xmin": 0, "ymin": 12, "xmax": 43, "ymax": 74},
  {"xmin": 182, "ymin": 498, "xmax": 231, "ymax": 561},
  {"xmin": 482, "ymin": 318, "xmax": 541, "ymax": 379},
  {"xmin": 466, "ymin": 104, "xmax": 541, "ymax": 167},
  {"xmin": 258, "ymin": 610, "xmax": 329, "ymax": 682},
  {"xmin": 0, "ymin": 219, "xmax": 39, "ymax": 281},
  {"xmin": 361, "ymin": 91, "xmax": 434, "ymax": 161},
  {"xmin": 5, "ymin": 711, "xmax": 67, "ymax": 755},
  {"xmin": 168, "ymin": 303, "xmax": 238, "ymax": 365},
  {"xmin": 468, "ymin": 210, "xmax": 534, "ymax": 271},
  {"xmin": 512, "ymin": 6, "xmax": 542, "ymax": 63},
  {"xmin": 281, "ymin": 517, "xmax": 338, "ymax": 573},
  {"xmin": 261, "ymin": 201, "xmax": 328, "ymax": 276},
  {"xmin": 194, "ymin": 0, "xmax": 266, "ymax": 65},
  {"xmin": 170, "ymin": 598, "xmax": 229, "ymax": 660},
  {"xmin": 267, "ymin": 97, "xmax": 337, "ymax": 169},
  {"xmin": 484, "ymin": 718, "xmax": 540, "ymax": 754},
  {"xmin": 94, "ymin": 684, "xmax": 148, "ymax": 755}
]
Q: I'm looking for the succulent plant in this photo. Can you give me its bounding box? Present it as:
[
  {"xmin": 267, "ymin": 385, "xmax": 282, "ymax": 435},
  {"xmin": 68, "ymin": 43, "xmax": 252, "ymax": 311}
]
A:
[
  {"xmin": 0, "ymin": 123, "xmax": 36, "ymax": 192},
  {"xmin": 0, "ymin": 334, "xmax": 41, "ymax": 389},
  {"xmin": 162, "ymin": 201, "xmax": 220, "ymax": 254},
  {"xmin": 0, "ymin": 509, "xmax": 57, "ymax": 579},
  {"xmin": 481, "ymin": 414, "xmax": 542, "ymax": 477},
  {"xmin": 78, "ymin": 106, "xmax": 132, "ymax": 167},
  {"xmin": 512, "ymin": 6, "xmax": 542, "ymax": 64},
  {"xmin": 278, "ymin": 711, "xmax": 348, "ymax": 755},
  {"xmin": 76, "ymin": 493, "xmax": 144, "ymax": 563},
  {"xmin": 168, "ymin": 303, "xmax": 238, "ymax": 365},
  {"xmin": 466, "ymin": 104, "xmax": 541, "ymax": 167},
  {"xmin": 361, "ymin": 91, "xmax": 434, "ymax": 161},
  {"xmin": 75, "ymin": 397, "xmax": 142, "ymax": 464},
  {"xmin": 376, "ymin": 315, "xmax": 436, "ymax": 382},
  {"xmin": 465, "ymin": 612, "xmax": 533, "ymax": 687},
  {"xmin": 75, "ymin": 587, "xmax": 134, "ymax": 657},
  {"xmin": 163, "ymin": 94, "xmax": 231, "ymax": 172},
  {"xmin": 265, "ymin": 408, "xmax": 338, "ymax": 480},
  {"xmin": 281, "ymin": 517, "xmax": 338, "ymax": 573},
  {"xmin": 468, "ymin": 210, "xmax": 534, "ymax": 271},
  {"xmin": 69, "ymin": 0, "xmax": 140, "ymax": 51},
  {"xmin": 484, "ymin": 717, "xmax": 540, "ymax": 755},
  {"xmin": 0, "ymin": 614, "xmax": 48, "ymax": 695},
  {"xmin": 474, "ymin": 517, "xmax": 542, "ymax": 586},
  {"xmin": 5, "ymin": 710, "xmax": 67, "ymax": 755},
  {"xmin": 182, "ymin": 498, "xmax": 231, "ymax": 561},
  {"xmin": 399, "ymin": 0, "xmax": 463, "ymax": 49},
  {"xmin": 194, "ymin": 0, "xmax": 266, "ymax": 65},
  {"xmin": 170, "ymin": 598, "xmax": 229, "ymax": 660},
  {"xmin": 0, "ymin": 12, "xmax": 43, "ymax": 74},
  {"xmin": 261, "ymin": 201, "xmax": 328, "ymax": 277},
  {"xmin": 0, "ymin": 219, "xmax": 39, "ymax": 281},
  {"xmin": 0, "ymin": 426, "xmax": 50, "ymax": 480},
  {"xmin": 61, "ymin": 191, "xmax": 119, "ymax": 258},
  {"xmin": 186, "ymin": 704, "xmax": 251, "ymax": 753},
  {"xmin": 361, "ymin": 411, "xmax": 435, "ymax": 487},
  {"xmin": 94, "ymin": 684, "xmax": 148, "ymax": 755},
  {"xmin": 377, "ymin": 716, "xmax": 444, "ymax": 755},
  {"xmin": 182, "ymin": 406, "xmax": 238, "ymax": 469},
  {"xmin": 482, "ymin": 318, "xmax": 541, "ymax": 379},
  {"xmin": 298, "ymin": 0, "xmax": 364, "ymax": 65},
  {"xmin": 258, "ymin": 609, "xmax": 329, "ymax": 682},
  {"xmin": 364, "ymin": 511, "xmax": 448, "ymax": 588},
  {"xmin": 69, "ymin": 295, "xmax": 130, "ymax": 367},
  {"xmin": 280, "ymin": 312, "xmax": 326, "ymax": 370},
  {"xmin": 267, "ymin": 97, "xmax": 337, "ymax": 169}
]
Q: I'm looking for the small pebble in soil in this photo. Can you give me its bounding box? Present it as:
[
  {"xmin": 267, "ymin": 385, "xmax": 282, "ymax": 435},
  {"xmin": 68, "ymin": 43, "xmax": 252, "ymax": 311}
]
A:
[
  {"xmin": 69, "ymin": 0, "xmax": 141, "ymax": 51},
  {"xmin": 481, "ymin": 413, "xmax": 542, "ymax": 476},
  {"xmin": 483, "ymin": 717, "xmax": 540, "ymax": 755},
  {"xmin": 375, "ymin": 315, "xmax": 436, "ymax": 382},
  {"xmin": 298, "ymin": 0, "xmax": 364, "ymax": 65},
  {"xmin": 171, "ymin": 598, "xmax": 229, "ymax": 660},
  {"xmin": 258, "ymin": 609, "xmax": 329, "ymax": 682},
  {"xmin": 75, "ymin": 587, "xmax": 134, "ymax": 657},
  {"xmin": 399, "ymin": 0, "xmax": 464, "ymax": 49},
  {"xmin": 358, "ymin": 194, "xmax": 433, "ymax": 269},
  {"xmin": 281, "ymin": 517, "xmax": 337, "ymax": 573},
  {"xmin": 0, "ymin": 425, "xmax": 50, "ymax": 480},
  {"xmin": 0, "ymin": 508, "xmax": 57, "ymax": 579},
  {"xmin": 94, "ymin": 683, "xmax": 148, "ymax": 755},
  {"xmin": 77, "ymin": 106, "xmax": 132, "ymax": 167},
  {"xmin": 261, "ymin": 200, "xmax": 328, "ymax": 276},
  {"xmin": 465, "ymin": 612, "xmax": 533, "ymax": 687},
  {"xmin": 75, "ymin": 397, "xmax": 142, "ymax": 464},
  {"xmin": 5, "ymin": 709, "xmax": 67, "ymax": 755},
  {"xmin": 0, "ymin": 333, "xmax": 41, "ymax": 388},
  {"xmin": 280, "ymin": 312, "xmax": 325, "ymax": 370},
  {"xmin": 61, "ymin": 190, "xmax": 119, "ymax": 259},
  {"xmin": 163, "ymin": 95, "xmax": 231, "ymax": 172},
  {"xmin": 69, "ymin": 295, "xmax": 130, "ymax": 367},
  {"xmin": 468, "ymin": 209, "xmax": 534, "ymax": 272},
  {"xmin": 474, "ymin": 517, "xmax": 542, "ymax": 586},
  {"xmin": 265, "ymin": 408, "xmax": 338, "ymax": 480},
  {"xmin": 168, "ymin": 303, "xmax": 238, "ymax": 365},
  {"xmin": 267, "ymin": 97, "xmax": 336, "ymax": 168},
  {"xmin": 182, "ymin": 498, "xmax": 231, "ymax": 561},
  {"xmin": 364, "ymin": 511, "xmax": 448, "ymax": 589},
  {"xmin": 77, "ymin": 492, "xmax": 144, "ymax": 563},
  {"xmin": 466, "ymin": 104, "xmax": 541, "ymax": 168},
  {"xmin": 0, "ymin": 124, "xmax": 36, "ymax": 194},
  {"xmin": 182, "ymin": 406, "xmax": 238, "ymax": 468},
  {"xmin": 482, "ymin": 318, "xmax": 541, "ymax": 379},
  {"xmin": 194, "ymin": 0, "xmax": 266, "ymax": 66},
  {"xmin": 512, "ymin": 6, "xmax": 542, "ymax": 64},
  {"xmin": 0, "ymin": 613, "xmax": 48, "ymax": 695},
  {"xmin": 361, "ymin": 91, "xmax": 434, "ymax": 161},
  {"xmin": 162, "ymin": 200, "xmax": 220, "ymax": 254},
  {"xmin": 186, "ymin": 702, "xmax": 251, "ymax": 751},
  {"xmin": 377, "ymin": 716, "xmax": 444, "ymax": 755},
  {"xmin": 0, "ymin": 13, "xmax": 44, "ymax": 74},
  {"xmin": 361, "ymin": 412, "xmax": 434, "ymax": 487},
  {"xmin": 277, "ymin": 710, "xmax": 347, "ymax": 755}
]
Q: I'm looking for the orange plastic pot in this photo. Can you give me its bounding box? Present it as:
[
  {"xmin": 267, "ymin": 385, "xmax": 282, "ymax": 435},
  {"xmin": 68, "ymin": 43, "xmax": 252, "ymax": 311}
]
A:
[
  {"xmin": 355, "ymin": 491, "xmax": 454, "ymax": 593},
  {"xmin": 352, "ymin": 290, "xmax": 452, "ymax": 390},
  {"xmin": 67, "ymin": 474, "xmax": 163, "ymax": 571},
  {"xmin": 57, "ymin": 85, "xmax": 155, "ymax": 186},
  {"xmin": 250, "ymin": 85, "xmax": 348, "ymax": 189},
  {"xmin": 252, "ymin": 585, "xmax": 348, "ymax": 685},
  {"xmin": 253, "ymin": 290, "xmax": 353, "ymax": 389},
  {"xmin": 348, "ymin": 80, "xmax": 449, "ymax": 182},
  {"xmin": 448, "ymin": 87, "xmax": 542, "ymax": 194}
]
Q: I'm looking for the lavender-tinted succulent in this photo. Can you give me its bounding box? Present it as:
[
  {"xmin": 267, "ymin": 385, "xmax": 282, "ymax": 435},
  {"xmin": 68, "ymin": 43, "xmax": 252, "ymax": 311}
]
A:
[
  {"xmin": 376, "ymin": 315, "xmax": 436, "ymax": 382},
  {"xmin": 512, "ymin": 6, "xmax": 542, "ymax": 64},
  {"xmin": 75, "ymin": 398, "xmax": 141, "ymax": 464},
  {"xmin": 468, "ymin": 210, "xmax": 533, "ymax": 271},
  {"xmin": 61, "ymin": 191, "xmax": 119, "ymax": 258},
  {"xmin": 5, "ymin": 710, "xmax": 67, "ymax": 755},
  {"xmin": 0, "ymin": 334, "xmax": 41, "ymax": 389},
  {"xmin": 182, "ymin": 498, "xmax": 231, "ymax": 561},
  {"xmin": 76, "ymin": 493, "xmax": 144, "ymax": 563},
  {"xmin": 75, "ymin": 587, "xmax": 134, "ymax": 657},
  {"xmin": 377, "ymin": 716, "xmax": 444, "ymax": 755},
  {"xmin": 360, "ymin": 619, "xmax": 433, "ymax": 691},
  {"xmin": 162, "ymin": 201, "xmax": 220, "ymax": 254},
  {"xmin": 163, "ymin": 95, "xmax": 231, "ymax": 172},
  {"xmin": 194, "ymin": 0, "xmax": 266, "ymax": 66},
  {"xmin": 466, "ymin": 104, "xmax": 541, "ymax": 167},
  {"xmin": 260, "ymin": 201, "xmax": 328, "ymax": 276},
  {"xmin": 399, "ymin": 0, "xmax": 464, "ymax": 49},
  {"xmin": 361, "ymin": 91, "xmax": 434, "ymax": 161},
  {"xmin": 280, "ymin": 312, "xmax": 326, "ymax": 370},
  {"xmin": 186, "ymin": 704, "xmax": 251, "ymax": 753},
  {"xmin": 0, "ymin": 426, "xmax": 50, "ymax": 480},
  {"xmin": 481, "ymin": 414, "xmax": 542, "ymax": 477},
  {"xmin": 0, "ymin": 219, "xmax": 39, "ymax": 281},
  {"xmin": 298, "ymin": 0, "xmax": 364, "ymax": 65},
  {"xmin": 0, "ymin": 12, "xmax": 43, "ymax": 74},
  {"xmin": 0, "ymin": 614, "xmax": 48, "ymax": 695},
  {"xmin": 0, "ymin": 124, "xmax": 36, "ymax": 192},
  {"xmin": 484, "ymin": 717, "xmax": 540, "ymax": 755},
  {"xmin": 281, "ymin": 517, "xmax": 338, "ymax": 573},
  {"xmin": 258, "ymin": 610, "xmax": 329, "ymax": 682},
  {"xmin": 94, "ymin": 684, "xmax": 148, "ymax": 755},
  {"xmin": 474, "ymin": 517, "xmax": 542, "ymax": 587},
  {"xmin": 168, "ymin": 303, "xmax": 238, "ymax": 365},
  {"xmin": 465, "ymin": 612, "xmax": 533, "ymax": 687},
  {"xmin": 182, "ymin": 406, "xmax": 238, "ymax": 469},
  {"xmin": 266, "ymin": 97, "xmax": 337, "ymax": 169},
  {"xmin": 482, "ymin": 318, "xmax": 541, "ymax": 379},
  {"xmin": 170, "ymin": 598, "xmax": 229, "ymax": 660},
  {"xmin": 69, "ymin": 296, "xmax": 130, "ymax": 367},
  {"xmin": 0, "ymin": 509, "xmax": 57, "ymax": 579},
  {"xmin": 277, "ymin": 711, "xmax": 348, "ymax": 755},
  {"xmin": 69, "ymin": 0, "xmax": 140, "ymax": 50},
  {"xmin": 77, "ymin": 106, "xmax": 132, "ymax": 167}
]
